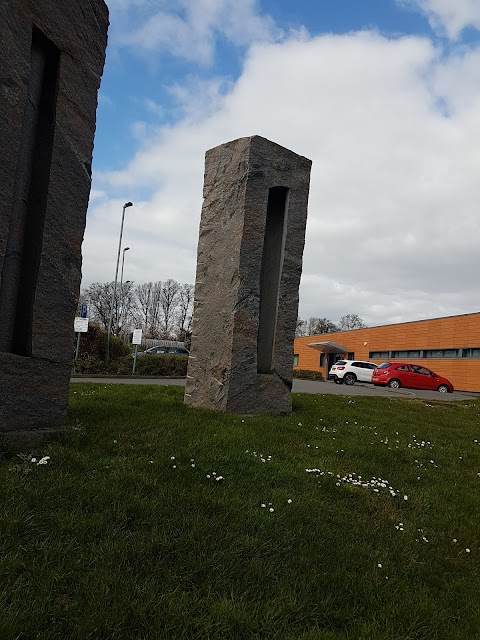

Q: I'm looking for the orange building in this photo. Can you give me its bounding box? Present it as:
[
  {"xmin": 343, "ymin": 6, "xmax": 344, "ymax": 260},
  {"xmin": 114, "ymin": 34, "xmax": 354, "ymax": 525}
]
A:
[{"xmin": 294, "ymin": 312, "xmax": 480, "ymax": 393}]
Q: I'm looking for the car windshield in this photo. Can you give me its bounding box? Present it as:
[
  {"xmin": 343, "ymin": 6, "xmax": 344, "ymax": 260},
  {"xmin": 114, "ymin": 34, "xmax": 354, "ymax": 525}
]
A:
[
  {"xmin": 335, "ymin": 361, "xmax": 346, "ymax": 365},
  {"xmin": 377, "ymin": 362, "xmax": 392, "ymax": 369}
]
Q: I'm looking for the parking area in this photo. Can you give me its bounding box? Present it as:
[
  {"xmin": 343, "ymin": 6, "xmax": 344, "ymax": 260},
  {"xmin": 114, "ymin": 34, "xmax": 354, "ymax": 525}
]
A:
[
  {"xmin": 71, "ymin": 376, "xmax": 478, "ymax": 401},
  {"xmin": 292, "ymin": 379, "xmax": 477, "ymax": 401}
]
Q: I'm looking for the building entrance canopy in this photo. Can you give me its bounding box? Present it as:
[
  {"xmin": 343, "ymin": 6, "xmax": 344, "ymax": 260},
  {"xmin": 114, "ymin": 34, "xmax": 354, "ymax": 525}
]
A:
[{"xmin": 307, "ymin": 341, "xmax": 347, "ymax": 354}]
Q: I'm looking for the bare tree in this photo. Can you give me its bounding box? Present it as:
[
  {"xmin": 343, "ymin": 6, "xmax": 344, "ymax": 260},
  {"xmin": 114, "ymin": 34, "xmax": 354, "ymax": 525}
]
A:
[
  {"xmin": 117, "ymin": 281, "xmax": 136, "ymax": 335},
  {"xmin": 176, "ymin": 283, "xmax": 194, "ymax": 343},
  {"xmin": 136, "ymin": 282, "xmax": 154, "ymax": 327},
  {"xmin": 83, "ymin": 278, "xmax": 195, "ymax": 341},
  {"xmin": 135, "ymin": 281, "xmax": 163, "ymax": 337},
  {"xmin": 82, "ymin": 282, "xmax": 115, "ymax": 330},
  {"xmin": 295, "ymin": 317, "xmax": 306, "ymax": 337},
  {"xmin": 149, "ymin": 282, "xmax": 163, "ymax": 337},
  {"xmin": 160, "ymin": 278, "xmax": 180, "ymax": 338},
  {"xmin": 337, "ymin": 314, "xmax": 367, "ymax": 331},
  {"xmin": 305, "ymin": 317, "xmax": 339, "ymax": 335}
]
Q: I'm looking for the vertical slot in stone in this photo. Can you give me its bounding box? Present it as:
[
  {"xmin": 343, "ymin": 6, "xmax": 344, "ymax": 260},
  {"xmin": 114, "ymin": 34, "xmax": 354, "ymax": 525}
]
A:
[
  {"xmin": 0, "ymin": 27, "xmax": 59, "ymax": 355},
  {"xmin": 257, "ymin": 186, "xmax": 289, "ymax": 374}
]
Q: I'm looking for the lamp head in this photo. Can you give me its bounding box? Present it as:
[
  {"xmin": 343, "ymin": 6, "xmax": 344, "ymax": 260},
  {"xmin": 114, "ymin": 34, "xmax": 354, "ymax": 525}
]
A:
[
  {"xmin": 124, "ymin": 201, "xmax": 133, "ymax": 208},
  {"xmin": 124, "ymin": 246, "xmax": 130, "ymax": 252}
]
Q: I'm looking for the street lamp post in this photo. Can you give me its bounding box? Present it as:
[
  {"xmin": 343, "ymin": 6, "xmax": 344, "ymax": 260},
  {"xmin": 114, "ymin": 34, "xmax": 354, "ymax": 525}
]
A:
[
  {"xmin": 106, "ymin": 202, "xmax": 133, "ymax": 363},
  {"xmin": 117, "ymin": 246, "xmax": 130, "ymax": 334},
  {"xmin": 120, "ymin": 247, "xmax": 130, "ymax": 294},
  {"xmin": 120, "ymin": 280, "xmax": 132, "ymax": 338}
]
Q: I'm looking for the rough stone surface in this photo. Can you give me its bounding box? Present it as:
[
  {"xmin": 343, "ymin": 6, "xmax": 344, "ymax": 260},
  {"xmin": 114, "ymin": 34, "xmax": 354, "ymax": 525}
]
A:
[
  {"xmin": 185, "ymin": 136, "xmax": 311, "ymax": 415},
  {"xmin": 0, "ymin": 0, "xmax": 108, "ymax": 443}
]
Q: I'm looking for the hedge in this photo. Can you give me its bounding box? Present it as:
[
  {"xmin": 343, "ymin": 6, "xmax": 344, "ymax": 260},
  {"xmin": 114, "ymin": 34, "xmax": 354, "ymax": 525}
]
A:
[
  {"xmin": 293, "ymin": 369, "xmax": 324, "ymax": 381},
  {"xmin": 73, "ymin": 354, "xmax": 188, "ymax": 377}
]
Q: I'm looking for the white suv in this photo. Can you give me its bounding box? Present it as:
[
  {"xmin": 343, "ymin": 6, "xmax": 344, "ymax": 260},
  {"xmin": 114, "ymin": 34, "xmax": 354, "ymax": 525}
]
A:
[{"xmin": 328, "ymin": 360, "xmax": 377, "ymax": 385}]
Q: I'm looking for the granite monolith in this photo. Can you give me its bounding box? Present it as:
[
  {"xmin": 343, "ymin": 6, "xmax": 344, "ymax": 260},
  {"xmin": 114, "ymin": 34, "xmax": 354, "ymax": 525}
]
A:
[
  {"xmin": 185, "ymin": 136, "xmax": 312, "ymax": 415},
  {"xmin": 0, "ymin": 0, "xmax": 108, "ymax": 444}
]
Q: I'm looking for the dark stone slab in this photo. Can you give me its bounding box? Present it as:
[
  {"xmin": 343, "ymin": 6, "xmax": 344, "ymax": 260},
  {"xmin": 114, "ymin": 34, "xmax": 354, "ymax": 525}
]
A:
[
  {"xmin": 185, "ymin": 136, "xmax": 312, "ymax": 415},
  {"xmin": 0, "ymin": 0, "xmax": 108, "ymax": 444}
]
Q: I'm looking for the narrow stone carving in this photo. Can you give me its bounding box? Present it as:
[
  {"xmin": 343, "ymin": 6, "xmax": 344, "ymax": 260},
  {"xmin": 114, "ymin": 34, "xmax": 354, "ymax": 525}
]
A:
[
  {"xmin": 0, "ymin": 0, "xmax": 108, "ymax": 443},
  {"xmin": 185, "ymin": 136, "xmax": 311, "ymax": 415}
]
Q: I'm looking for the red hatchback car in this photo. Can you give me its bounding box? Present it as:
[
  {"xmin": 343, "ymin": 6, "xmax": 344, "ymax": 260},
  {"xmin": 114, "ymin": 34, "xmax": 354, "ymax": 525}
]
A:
[{"xmin": 372, "ymin": 362, "xmax": 454, "ymax": 393}]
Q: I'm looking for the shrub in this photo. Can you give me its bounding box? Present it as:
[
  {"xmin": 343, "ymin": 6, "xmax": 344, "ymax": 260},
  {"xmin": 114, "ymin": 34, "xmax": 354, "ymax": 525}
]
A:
[
  {"xmin": 78, "ymin": 323, "xmax": 131, "ymax": 361},
  {"xmin": 72, "ymin": 353, "xmax": 188, "ymax": 377},
  {"xmin": 108, "ymin": 335, "xmax": 132, "ymax": 360},
  {"xmin": 74, "ymin": 354, "xmax": 108, "ymax": 375},
  {"xmin": 111, "ymin": 355, "xmax": 135, "ymax": 375},
  {"xmin": 77, "ymin": 324, "xmax": 103, "ymax": 358},
  {"xmin": 135, "ymin": 355, "xmax": 188, "ymax": 377},
  {"xmin": 293, "ymin": 369, "xmax": 324, "ymax": 381}
]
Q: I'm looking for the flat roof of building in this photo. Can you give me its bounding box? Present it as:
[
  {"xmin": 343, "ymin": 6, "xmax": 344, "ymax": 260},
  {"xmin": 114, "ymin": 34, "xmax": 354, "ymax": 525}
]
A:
[{"xmin": 300, "ymin": 311, "xmax": 480, "ymax": 339}]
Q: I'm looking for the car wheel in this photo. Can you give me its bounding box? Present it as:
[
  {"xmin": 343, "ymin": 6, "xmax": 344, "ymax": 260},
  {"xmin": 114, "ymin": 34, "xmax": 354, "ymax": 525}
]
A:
[
  {"xmin": 344, "ymin": 373, "xmax": 356, "ymax": 386},
  {"xmin": 334, "ymin": 378, "xmax": 343, "ymax": 384},
  {"xmin": 437, "ymin": 384, "xmax": 449, "ymax": 393},
  {"xmin": 388, "ymin": 379, "xmax": 401, "ymax": 390}
]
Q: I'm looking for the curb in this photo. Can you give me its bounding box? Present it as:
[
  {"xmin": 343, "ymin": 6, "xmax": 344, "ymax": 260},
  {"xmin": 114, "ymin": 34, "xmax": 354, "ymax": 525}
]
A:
[{"xmin": 70, "ymin": 374, "xmax": 186, "ymax": 380}]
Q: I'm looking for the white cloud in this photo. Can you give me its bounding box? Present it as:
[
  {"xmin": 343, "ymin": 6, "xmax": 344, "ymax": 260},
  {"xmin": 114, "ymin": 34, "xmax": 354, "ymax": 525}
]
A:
[
  {"xmin": 130, "ymin": 120, "xmax": 149, "ymax": 141},
  {"xmin": 398, "ymin": 0, "xmax": 480, "ymax": 39},
  {"xmin": 108, "ymin": 0, "xmax": 281, "ymax": 64},
  {"xmin": 430, "ymin": 46, "xmax": 480, "ymax": 113},
  {"xmin": 166, "ymin": 76, "xmax": 233, "ymax": 122},
  {"xmin": 84, "ymin": 29, "xmax": 480, "ymax": 326},
  {"xmin": 143, "ymin": 98, "xmax": 165, "ymax": 119}
]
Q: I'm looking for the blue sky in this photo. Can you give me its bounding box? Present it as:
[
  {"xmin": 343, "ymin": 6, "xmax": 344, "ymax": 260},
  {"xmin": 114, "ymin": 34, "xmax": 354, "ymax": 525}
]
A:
[
  {"xmin": 84, "ymin": 0, "xmax": 480, "ymax": 326},
  {"xmin": 93, "ymin": 0, "xmax": 433, "ymax": 172}
]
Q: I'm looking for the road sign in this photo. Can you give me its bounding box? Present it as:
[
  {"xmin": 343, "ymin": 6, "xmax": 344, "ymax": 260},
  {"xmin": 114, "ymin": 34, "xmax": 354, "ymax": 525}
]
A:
[
  {"xmin": 74, "ymin": 317, "xmax": 89, "ymax": 333},
  {"xmin": 80, "ymin": 303, "xmax": 88, "ymax": 318},
  {"xmin": 132, "ymin": 329, "xmax": 142, "ymax": 345}
]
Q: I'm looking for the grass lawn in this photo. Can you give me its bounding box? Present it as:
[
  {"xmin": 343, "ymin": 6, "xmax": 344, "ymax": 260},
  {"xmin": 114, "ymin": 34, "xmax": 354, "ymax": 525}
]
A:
[{"xmin": 1, "ymin": 384, "xmax": 479, "ymax": 640}]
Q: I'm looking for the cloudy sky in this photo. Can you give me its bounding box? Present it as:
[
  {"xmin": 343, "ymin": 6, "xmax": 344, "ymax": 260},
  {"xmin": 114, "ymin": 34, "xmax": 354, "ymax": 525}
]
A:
[{"xmin": 84, "ymin": 0, "xmax": 480, "ymax": 327}]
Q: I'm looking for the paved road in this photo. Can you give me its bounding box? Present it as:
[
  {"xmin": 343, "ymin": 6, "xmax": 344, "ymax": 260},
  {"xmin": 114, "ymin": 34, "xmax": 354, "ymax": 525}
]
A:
[
  {"xmin": 70, "ymin": 376, "xmax": 477, "ymax": 402},
  {"xmin": 292, "ymin": 379, "xmax": 476, "ymax": 401}
]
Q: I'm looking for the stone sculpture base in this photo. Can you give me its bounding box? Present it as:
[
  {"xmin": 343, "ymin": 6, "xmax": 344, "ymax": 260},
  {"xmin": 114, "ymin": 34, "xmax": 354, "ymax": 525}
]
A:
[{"xmin": 0, "ymin": 354, "xmax": 71, "ymax": 446}]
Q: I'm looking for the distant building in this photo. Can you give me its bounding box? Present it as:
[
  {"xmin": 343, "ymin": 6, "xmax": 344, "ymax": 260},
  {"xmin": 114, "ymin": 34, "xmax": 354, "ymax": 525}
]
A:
[{"xmin": 294, "ymin": 312, "xmax": 480, "ymax": 392}]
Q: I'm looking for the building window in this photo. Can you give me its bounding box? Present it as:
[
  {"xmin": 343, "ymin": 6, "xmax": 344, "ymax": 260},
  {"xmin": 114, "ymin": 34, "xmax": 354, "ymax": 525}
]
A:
[
  {"xmin": 293, "ymin": 354, "xmax": 299, "ymax": 367},
  {"xmin": 320, "ymin": 353, "xmax": 325, "ymax": 367},
  {"xmin": 369, "ymin": 351, "xmax": 389, "ymax": 359},
  {"xmin": 424, "ymin": 349, "xmax": 459, "ymax": 358},
  {"xmin": 462, "ymin": 348, "xmax": 480, "ymax": 358},
  {"xmin": 391, "ymin": 350, "xmax": 421, "ymax": 359},
  {"xmin": 347, "ymin": 352, "xmax": 354, "ymax": 360}
]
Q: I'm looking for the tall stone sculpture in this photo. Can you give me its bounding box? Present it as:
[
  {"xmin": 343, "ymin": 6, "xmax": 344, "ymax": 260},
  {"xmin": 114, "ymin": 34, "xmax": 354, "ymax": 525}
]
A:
[
  {"xmin": 0, "ymin": 0, "xmax": 108, "ymax": 443},
  {"xmin": 185, "ymin": 136, "xmax": 312, "ymax": 415}
]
